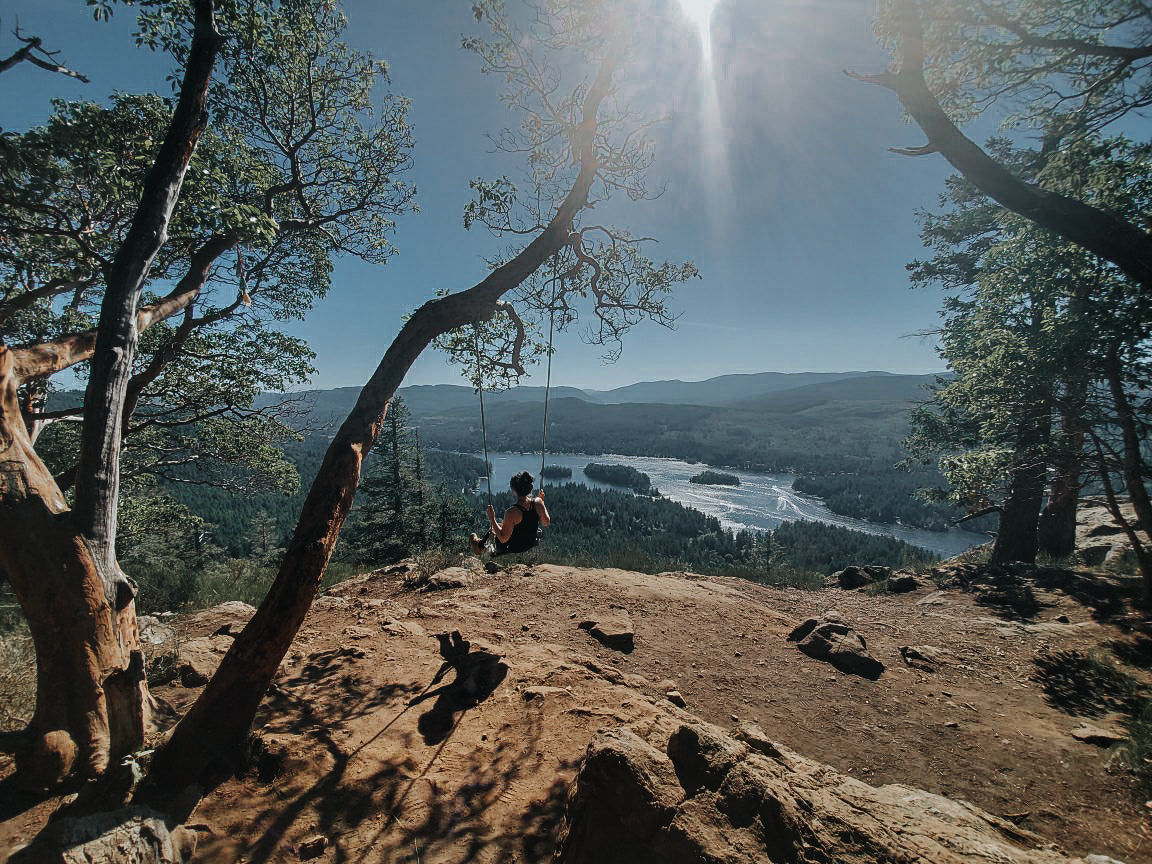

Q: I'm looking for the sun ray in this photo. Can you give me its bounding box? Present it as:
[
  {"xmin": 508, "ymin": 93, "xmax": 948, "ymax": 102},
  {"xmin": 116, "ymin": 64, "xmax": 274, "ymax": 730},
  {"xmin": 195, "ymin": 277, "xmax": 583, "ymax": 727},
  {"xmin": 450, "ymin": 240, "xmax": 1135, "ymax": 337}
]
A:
[{"xmin": 677, "ymin": 0, "xmax": 720, "ymax": 62}]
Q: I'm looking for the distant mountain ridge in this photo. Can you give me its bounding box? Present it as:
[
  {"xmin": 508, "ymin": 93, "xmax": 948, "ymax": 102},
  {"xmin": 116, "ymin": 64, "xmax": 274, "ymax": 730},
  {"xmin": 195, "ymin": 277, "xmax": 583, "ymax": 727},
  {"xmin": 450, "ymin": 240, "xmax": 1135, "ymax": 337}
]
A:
[
  {"xmin": 580, "ymin": 371, "xmax": 892, "ymax": 405},
  {"xmin": 270, "ymin": 370, "xmax": 931, "ymax": 420}
]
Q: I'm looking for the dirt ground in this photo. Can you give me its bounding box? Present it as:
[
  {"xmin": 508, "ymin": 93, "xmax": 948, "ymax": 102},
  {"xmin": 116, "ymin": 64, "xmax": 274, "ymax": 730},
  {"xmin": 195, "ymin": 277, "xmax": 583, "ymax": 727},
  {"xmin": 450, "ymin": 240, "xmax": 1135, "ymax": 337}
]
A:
[{"xmin": 3, "ymin": 557, "xmax": 1152, "ymax": 863}]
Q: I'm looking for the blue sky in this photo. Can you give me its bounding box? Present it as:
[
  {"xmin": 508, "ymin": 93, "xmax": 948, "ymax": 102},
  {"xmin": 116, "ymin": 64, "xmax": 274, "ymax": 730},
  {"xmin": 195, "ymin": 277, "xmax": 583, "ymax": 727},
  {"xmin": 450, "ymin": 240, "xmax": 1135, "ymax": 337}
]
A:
[{"xmin": 2, "ymin": 0, "xmax": 964, "ymax": 391}]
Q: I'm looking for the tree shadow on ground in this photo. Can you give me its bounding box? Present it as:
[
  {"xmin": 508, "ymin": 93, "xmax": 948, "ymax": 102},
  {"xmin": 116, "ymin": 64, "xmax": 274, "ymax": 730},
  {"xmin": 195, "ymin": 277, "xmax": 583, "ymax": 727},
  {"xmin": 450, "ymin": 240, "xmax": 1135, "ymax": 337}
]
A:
[
  {"xmin": 944, "ymin": 563, "xmax": 1145, "ymax": 622},
  {"xmin": 940, "ymin": 563, "xmax": 1041, "ymax": 620},
  {"xmin": 0, "ymin": 770, "xmax": 82, "ymax": 823},
  {"xmin": 201, "ymin": 631, "xmax": 571, "ymax": 864},
  {"xmin": 1033, "ymin": 648, "xmax": 1146, "ymax": 717},
  {"xmin": 1031, "ymin": 568, "xmax": 1144, "ymax": 623},
  {"xmin": 1110, "ymin": 626, "xmax": 1152, "ymax": 670}
]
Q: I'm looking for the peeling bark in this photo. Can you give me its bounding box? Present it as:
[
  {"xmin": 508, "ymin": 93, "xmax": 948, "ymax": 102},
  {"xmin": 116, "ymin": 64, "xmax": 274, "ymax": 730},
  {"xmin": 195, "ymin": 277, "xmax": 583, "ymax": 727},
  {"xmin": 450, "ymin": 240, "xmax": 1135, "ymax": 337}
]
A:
[
  {"xmin": 0, "ymin": 347, "xmax": 150, "ymax": 787},
  {"xmin": 0, "ymin": 0, "xmax": 222, "ymax": 788}
]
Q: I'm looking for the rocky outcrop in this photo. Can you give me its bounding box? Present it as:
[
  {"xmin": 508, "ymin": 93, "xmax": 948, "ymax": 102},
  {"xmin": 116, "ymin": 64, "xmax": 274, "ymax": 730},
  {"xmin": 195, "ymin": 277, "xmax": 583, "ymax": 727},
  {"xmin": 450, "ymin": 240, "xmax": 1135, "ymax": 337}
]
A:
[
  {"xmin": 556, "ymin": 717, "xmax": 1120, "ymax": 864},
  {"xmin": 9, "ymin": 806, "xmax": 198, "ymax": 864},
  {"xmin": 1077, "ymin": 498, "xmax": 1142, "ymax": 568}
]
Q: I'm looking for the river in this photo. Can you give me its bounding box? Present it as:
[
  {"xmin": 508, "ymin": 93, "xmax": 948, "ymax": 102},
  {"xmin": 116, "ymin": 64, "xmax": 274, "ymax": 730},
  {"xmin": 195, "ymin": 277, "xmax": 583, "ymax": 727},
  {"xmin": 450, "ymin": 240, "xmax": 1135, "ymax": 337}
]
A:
[{"xmin": 474, "ymin": 451, "xmax": 988, "ymax": 558}]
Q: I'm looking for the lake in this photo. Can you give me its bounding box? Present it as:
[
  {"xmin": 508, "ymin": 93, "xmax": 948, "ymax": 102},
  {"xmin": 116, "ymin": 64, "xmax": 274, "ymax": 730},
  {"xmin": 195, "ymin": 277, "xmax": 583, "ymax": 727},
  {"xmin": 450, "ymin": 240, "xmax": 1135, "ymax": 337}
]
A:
[{"xmin": 474, "ymin": 451, "xmax": 989, "ymax": 558}]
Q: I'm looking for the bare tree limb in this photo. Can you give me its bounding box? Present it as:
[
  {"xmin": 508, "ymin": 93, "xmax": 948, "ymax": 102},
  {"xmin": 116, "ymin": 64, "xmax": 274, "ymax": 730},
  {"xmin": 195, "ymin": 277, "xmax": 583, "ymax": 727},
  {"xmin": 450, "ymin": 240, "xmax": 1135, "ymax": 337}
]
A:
[
  {"xmin": 858, "ymin": 0, "xmax": 1152, "ymax": 294},
  {"xmin": 0, "ymin": 30, "xmax": 90, "ymax": 82}
]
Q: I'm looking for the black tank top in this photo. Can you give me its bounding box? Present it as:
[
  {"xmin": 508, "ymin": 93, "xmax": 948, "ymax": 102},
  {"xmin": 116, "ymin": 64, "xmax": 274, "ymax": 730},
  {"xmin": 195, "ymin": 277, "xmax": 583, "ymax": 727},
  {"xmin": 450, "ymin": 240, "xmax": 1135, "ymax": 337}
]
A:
[{"xmin": 496, "ymin": 500, "xmax": 541, "ymax": 555}]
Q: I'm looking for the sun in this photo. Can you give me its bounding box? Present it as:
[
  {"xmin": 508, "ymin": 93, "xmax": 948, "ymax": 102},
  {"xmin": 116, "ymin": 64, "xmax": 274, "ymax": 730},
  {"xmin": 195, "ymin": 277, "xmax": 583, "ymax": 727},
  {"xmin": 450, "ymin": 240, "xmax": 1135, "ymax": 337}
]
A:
[{"xmin": 677, "ymin": 0, "xmax": 720, "ymax": 57}]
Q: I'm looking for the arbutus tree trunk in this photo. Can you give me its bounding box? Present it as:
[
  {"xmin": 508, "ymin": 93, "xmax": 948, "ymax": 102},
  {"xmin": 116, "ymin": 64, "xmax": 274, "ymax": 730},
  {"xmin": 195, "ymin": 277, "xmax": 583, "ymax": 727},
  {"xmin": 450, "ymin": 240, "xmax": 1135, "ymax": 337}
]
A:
[
  {"xmin": 147, "ymin": 54, "xmax": 619, "ymax": 797},
  {"xmin": 0, "ymin": 0, "xmax": 222, "ymax": 790},
  {"xmin": 146, "ymin": 237, "xmax": 576, "ymax": 795},
  {"xmin": 0, "ymin": 347, "xmax": 143, "ymax": 786}
]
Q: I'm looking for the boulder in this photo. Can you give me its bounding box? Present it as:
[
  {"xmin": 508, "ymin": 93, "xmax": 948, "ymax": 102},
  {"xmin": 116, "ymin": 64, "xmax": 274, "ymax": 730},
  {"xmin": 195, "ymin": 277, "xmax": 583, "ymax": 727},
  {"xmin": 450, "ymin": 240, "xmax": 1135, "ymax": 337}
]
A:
[
  {"xmin": 185, "ymin": 601, "xmax": 255, "ymax": 630},
  {"xmin": 831, "ymin": 565, "xmax": 892, "ymax": 589},
  {"xmin": 787, "ymin": 617, "xmax": 884, "ymax": 679},
  {"xmin": 556, "ymin": 717, "xmax": 1114, "ymax": 864},
  {"xmin": 887, "ymin": 573, "xmax": 921, "ymax": 593},
  {"xmin": 175, "ymin": 636, "xmax": 223, "ymax": 687}
]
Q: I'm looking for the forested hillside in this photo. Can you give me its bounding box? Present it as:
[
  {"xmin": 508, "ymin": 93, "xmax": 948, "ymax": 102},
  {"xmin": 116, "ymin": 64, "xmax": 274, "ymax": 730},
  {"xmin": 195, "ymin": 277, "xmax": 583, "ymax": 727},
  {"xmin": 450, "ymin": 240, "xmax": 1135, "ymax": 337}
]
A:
[{"xmin": 413, "ymin": 392, "xmax": 912, "ymax": 472}]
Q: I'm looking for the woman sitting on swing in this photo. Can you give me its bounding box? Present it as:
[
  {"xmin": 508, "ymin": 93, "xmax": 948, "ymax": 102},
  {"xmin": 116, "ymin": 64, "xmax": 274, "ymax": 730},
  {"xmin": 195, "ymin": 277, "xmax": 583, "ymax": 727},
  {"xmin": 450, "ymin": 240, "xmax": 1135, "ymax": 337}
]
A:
[{"xmin": 470, "ymin": 470, "xmax": 551, "ymax": 556}]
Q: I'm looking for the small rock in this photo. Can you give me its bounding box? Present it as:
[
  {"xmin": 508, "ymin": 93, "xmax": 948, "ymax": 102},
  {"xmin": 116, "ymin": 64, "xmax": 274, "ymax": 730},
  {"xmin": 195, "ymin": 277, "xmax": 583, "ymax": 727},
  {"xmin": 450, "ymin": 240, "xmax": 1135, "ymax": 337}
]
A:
[
  {"xmin": 666, "ymin": 690, "xmax": 686, "ymax": 707},
  {"xmin": 523, "ymin": 686, "xmax": 570, "ymax": 701},
  {"xmin": 422, "ymin": 567, "xmax": 473, "ymax": 591},
  {"xmin": 1055, "ymin": 614, "xmax": 1070, "ymax": 624},
  {"xmin": 916, "ymin": 591, "xmax": 949, "ymax": 606},
  {"xmin": 899, "ymin": 645, "xmax": 943, "ymax": 671},
  {"xmin": 299, "ymin": 834, "xmax": 328, "ymax": 860},
  {"xmin": 1070, "ymin": 723, "xmax": 1126, "ymax": 747},
  {"xmin": 944, "ymin": 721, "xmax": 960, "ymax": 728}
]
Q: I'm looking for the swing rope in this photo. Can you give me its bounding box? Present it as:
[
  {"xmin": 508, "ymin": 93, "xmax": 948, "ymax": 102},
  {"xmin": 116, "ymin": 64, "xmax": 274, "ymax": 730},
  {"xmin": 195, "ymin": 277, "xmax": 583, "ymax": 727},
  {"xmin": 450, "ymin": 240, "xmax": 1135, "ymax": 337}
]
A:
[
  {"xmin": 474, "ymin": 251, "xmax": 560, "ymax": 505},
  {"xmin": 474, "ymin": 328, "xmax": 494, "ymax": 507},
  {"xmin": 539, "ymin": 254, "xmax": 560, "ymax": 487}
]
